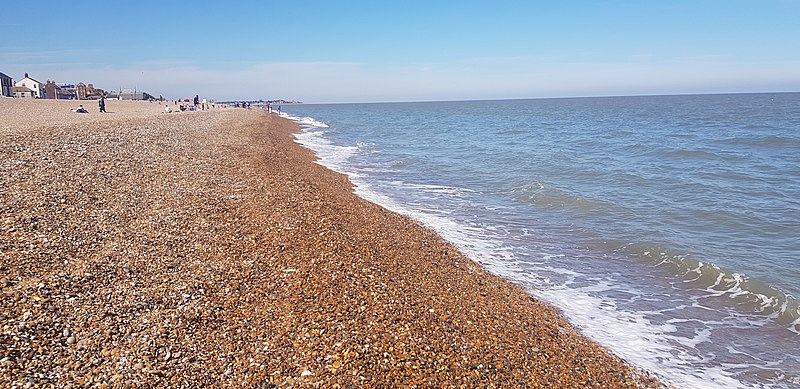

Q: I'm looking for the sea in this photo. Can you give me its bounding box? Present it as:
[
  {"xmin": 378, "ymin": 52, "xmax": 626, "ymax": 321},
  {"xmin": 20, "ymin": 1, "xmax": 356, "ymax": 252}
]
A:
[{"xmin": 279, "ymin": 93, "xmax": 800, "ymax": 388}]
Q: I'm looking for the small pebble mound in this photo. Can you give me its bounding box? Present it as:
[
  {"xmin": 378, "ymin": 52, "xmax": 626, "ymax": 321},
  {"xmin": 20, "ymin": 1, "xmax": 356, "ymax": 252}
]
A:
[{"xmin": 0, "ymin": 99, "xmax": 663, "ymax": 387}]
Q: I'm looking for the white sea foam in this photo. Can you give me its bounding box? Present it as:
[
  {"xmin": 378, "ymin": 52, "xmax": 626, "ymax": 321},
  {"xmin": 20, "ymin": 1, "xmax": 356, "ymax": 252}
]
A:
[
  {"xmin": 289, "ymin": 117, "xmax": 359, "ymax": 172},
  {"xmin": 295, "ymin": 115, "xmax": 330, "ymax": 129},
  {"xmin": 539, "ymin": 284, "xmax": 748, "ymax": 389}
]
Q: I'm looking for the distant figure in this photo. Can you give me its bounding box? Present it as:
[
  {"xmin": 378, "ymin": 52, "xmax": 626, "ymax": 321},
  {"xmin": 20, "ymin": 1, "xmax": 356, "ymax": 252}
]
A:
[
  {"xmin": 202, "ymin": 98, "xmax": 207, "ymax": 110},
  {"xmin": 164, "ymin": 105, "xmax": 172, "ymax": 113},
  {"xmin": 73, "ymin": 105, "xmax": 88, "ymax": 113},
  {"xmin": 98, "ymin": 97, "xmax": 106, "ymax": 113},
  {"xmin": 194, "ymin": 95, "xmax": 199, "ymax": 107}
]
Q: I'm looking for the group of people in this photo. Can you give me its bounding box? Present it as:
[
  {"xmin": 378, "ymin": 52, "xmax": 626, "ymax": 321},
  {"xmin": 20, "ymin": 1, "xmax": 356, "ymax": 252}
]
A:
[
  {"xmin": 263, "ymin": 103, "xmax": 281, "ymax": 113},
  {"xmin": 163, "ymin": 94, "xmax": 211, "ymax": 113},
  {"xmin": 71, "ymin": 95, "xmax": 287, "ymax": 115},
  {"xmin": 164, "ymin": 104, "xmax": 194, "ymax": 113},
  {"xmin": 73, "ymin": 94, "xmax": 212, "ymax": 114},
  {"xmin": 71, "ymin": 97, "xmax": 106, "ymax": 113},
  {"xmin": 193, "ymin": 95, "xmax": 212, "ymax": 110}
]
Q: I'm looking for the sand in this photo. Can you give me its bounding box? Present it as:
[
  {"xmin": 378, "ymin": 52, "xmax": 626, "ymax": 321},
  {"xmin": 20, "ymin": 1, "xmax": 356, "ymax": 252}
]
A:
[{"xmin": 0, "ymin": 99, "xmax": 663, "ymax": 387}]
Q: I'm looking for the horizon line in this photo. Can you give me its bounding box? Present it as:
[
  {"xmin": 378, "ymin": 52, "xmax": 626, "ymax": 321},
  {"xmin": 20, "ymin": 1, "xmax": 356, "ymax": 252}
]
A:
[{"xmin": 291, "ymin": 90, "xmax": 800, "ymax": 105}]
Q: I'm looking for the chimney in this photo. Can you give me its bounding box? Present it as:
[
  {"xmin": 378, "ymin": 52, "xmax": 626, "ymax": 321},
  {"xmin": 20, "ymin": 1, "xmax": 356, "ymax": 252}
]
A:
[{"xmin": 24, "ymin": 73, "xmax": 29, "ymax": 78}]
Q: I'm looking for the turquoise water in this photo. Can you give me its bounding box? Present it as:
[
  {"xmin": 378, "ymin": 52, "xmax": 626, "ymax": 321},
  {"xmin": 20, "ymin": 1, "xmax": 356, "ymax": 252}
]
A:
[{"xmin": 282, "ymin": 93, "xmax": 800, "ymax": 388}]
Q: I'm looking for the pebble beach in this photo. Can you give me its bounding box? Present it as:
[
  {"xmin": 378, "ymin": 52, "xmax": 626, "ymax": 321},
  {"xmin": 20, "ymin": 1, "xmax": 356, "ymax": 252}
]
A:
[{"xmin": 0, "ymin": 99, "xmax": 662, "ymax": 388}]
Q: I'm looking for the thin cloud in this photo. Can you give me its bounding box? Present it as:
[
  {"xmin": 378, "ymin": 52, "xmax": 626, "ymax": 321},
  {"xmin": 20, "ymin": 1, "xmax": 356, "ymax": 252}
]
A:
[
  {"xmin": 3, "ymin": 56, "xmax": 798, "ymax": 103},
  {"xmin": 1, "ymin": 49, "xmax": 108, "ymax": 64}
]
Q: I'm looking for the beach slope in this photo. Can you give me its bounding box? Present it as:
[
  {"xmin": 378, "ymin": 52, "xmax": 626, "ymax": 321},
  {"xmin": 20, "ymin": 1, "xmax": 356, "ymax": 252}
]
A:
[{"xmin": 0, "ymin": 99, "xmax": 661, "ymax": 387}]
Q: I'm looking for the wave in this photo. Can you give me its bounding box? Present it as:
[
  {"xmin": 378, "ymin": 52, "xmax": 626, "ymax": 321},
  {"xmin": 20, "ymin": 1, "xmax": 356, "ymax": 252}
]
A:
[
  {"xmin": 624, "ymin": 244, "xmax": 800, "ymax": 330},
  {"xmin": 717, "ymin": 135, "xmax": 800, "ymax": 148},
  {"xmin": 509, "ymin": 181, "xmax": 603, "ymax": 211},
  {"xmin": 398, "ymin": 182, "xmax": 475, "ymax": 196},
  {"xmin": 288, "ymin": 115, "xmax": 358, "ymax": 172},
  {"xmin": 537, "ymin": 274, "xmax": 752, "ymax": 389},
  {"xmin": 652, "ymin": 149, "xmax": 730, "ymax": 160},
  {"xmin": 280, "ymin": 112, "xmax": 329, "ymax": 128}
]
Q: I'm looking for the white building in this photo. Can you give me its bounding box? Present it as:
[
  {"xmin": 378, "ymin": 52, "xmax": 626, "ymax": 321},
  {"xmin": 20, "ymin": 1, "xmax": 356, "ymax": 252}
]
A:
[
  {"xmin": 13, "ymin": 86, "xmax": 35, "ymax": 98},
  {"xmin": 14, "ymin": 86, "xmax": 36, "ymax": 99},
  {"xmin": 14, "ymin": 73, "xmax": 45, "ymax": 98}
]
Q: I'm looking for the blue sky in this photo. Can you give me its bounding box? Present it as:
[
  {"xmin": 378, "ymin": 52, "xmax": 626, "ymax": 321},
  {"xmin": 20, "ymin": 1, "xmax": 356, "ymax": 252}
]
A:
[{"xmin": 2, "ymin": 1, "xmax": 799, "ymax": 103}]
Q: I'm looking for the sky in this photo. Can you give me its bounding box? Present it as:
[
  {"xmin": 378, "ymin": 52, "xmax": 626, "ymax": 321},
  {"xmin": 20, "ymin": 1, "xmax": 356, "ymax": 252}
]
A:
[{"xmin": 2, "ymin": 0, "xmax": 799, "ymax": 103}]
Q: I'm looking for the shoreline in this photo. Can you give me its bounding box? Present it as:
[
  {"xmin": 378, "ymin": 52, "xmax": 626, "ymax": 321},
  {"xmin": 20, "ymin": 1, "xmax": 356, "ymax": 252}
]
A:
[{"xmin": 0, "ymin": 99, "xmax": 662, "ymax": 387}]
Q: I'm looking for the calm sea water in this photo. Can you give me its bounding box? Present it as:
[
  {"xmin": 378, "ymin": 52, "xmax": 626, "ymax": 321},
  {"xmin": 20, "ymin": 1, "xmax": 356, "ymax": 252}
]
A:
[{"xmin": 280, "ymin": 93, "xmax": 800, "ymax": 388}]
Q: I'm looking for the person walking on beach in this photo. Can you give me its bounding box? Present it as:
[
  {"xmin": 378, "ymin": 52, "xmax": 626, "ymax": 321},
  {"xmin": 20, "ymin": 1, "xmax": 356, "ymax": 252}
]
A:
[
  {"xmin": 98, "ymin": 96, "xmax": 106, "ymax": 113},
  {"xmin": 193, "ymin": 95, "xmax": 200, "ymax": 108}
]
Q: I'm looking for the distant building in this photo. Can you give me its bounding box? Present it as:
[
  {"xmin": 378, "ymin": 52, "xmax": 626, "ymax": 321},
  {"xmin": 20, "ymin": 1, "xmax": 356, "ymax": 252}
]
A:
[
  {"xmin": 76, "ymin": 83, "xmax": 87, "ymax": 100},
  {"xmin": 84, "ymin": 83, "xmax": 106, "ymax": 99},
  {"xmin": 43, "ymin": 81, "xmax": 78, "ymax": 99},
  {"xmin": 55, "ymin": 83, "xmax": 77, "ymax": 99},
  {"xmin": 45, "ymin": 81, "xmax": 59, "ymax": 99},
  {"xmin": 15, "ymin": 73, "xmax": 45, "ymax": 98},
  {"xmin": 0, "ymin": 72, "xmax": 12, "ymax": 97},
  {"xmin": 115, "ymin": 89, "xmax": 155, "ymax": 100},
  {"xmin": 56, "ymin": 81, "xmax": 104, "ymax": 100},
  {"xmin": 13, "ymin": 86, "xmax": 35, "ymax": 98}
]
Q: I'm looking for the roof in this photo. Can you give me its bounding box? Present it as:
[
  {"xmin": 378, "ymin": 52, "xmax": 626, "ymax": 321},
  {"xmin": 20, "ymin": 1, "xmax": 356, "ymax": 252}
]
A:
[
  {"xmin": 21, "ymin": 76, "xmax": 43, "ymax": 84},
  {"xmin": 0, "ymin": 72, "xmax": 11, "ymax": 79}
]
